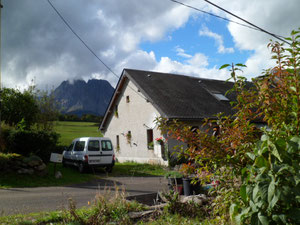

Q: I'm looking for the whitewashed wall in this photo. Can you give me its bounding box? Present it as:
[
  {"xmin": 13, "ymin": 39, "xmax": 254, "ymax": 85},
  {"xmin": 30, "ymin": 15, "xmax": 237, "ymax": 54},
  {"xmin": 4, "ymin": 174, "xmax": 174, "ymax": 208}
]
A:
[{"xmin": 103, "ymin": 79, "xmax": 168, "ymax": 165}]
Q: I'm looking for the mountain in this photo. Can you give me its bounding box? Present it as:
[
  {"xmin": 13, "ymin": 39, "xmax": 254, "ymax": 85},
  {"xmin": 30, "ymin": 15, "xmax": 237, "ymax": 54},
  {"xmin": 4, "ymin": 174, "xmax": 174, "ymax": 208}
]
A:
[{"xmin": 53, "ymin": 79, "xmax": 114, "ymax": 116}]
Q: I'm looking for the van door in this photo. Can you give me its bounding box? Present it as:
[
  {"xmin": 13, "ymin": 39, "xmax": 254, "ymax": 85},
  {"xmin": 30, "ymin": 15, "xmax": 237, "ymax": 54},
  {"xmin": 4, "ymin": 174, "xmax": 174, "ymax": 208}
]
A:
[
  {"xmin": 87, "ymin": 139, "xmax": 102, "ymax": 165},
  {"xmin": 64, "ymin": 142, "xmax": 74, "ymax": 164},
  {"xmin": 72, "ymin": 140, "xmax": 85, "ymax": 163},
  {"xmin": 100, "ymin": 140, "xmax": 114, "ymax": 165}
]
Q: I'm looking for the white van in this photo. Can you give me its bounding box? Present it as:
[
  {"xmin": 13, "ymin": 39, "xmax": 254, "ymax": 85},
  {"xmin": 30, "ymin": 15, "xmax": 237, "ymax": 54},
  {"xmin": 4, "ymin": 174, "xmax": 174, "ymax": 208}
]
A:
[{"xmin": 62, "ymin": 137, "xmax": 115, "ymax": 173}]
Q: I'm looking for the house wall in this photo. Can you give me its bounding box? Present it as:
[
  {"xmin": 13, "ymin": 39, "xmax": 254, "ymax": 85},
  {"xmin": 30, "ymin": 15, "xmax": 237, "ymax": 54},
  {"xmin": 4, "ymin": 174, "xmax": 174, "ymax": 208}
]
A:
[{"xmin": 103, "ymin": 79, "xmax": 168, "ymax": 165}]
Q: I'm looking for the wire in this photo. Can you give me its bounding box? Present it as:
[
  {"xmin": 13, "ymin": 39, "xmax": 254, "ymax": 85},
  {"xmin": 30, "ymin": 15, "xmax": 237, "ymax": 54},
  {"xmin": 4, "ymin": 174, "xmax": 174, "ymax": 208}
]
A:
[
  {"xmin": 202, "ymin": 0, "xmax": 290, "ymax": 45},
  {"xmin": 170, "ymin": 0, "xmax": 261, "ymax": 32},
  {"xmin": 46, "ymin": 0, "xmax": 148, "ymax": 101},
  {"xmin": 169, "ymin": 0, "xmax": 290, "ymax": 45}
]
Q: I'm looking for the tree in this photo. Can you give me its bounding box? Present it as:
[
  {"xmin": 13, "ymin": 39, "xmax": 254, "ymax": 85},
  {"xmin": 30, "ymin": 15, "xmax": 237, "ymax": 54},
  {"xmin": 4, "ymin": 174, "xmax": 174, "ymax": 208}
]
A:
[
  {"xmin": 157, "ymin": 29, "xmax": 300, "ymax": 224},
  {"xmin": 1, "ymin": 88, "xmax": 39, "ymax": 129}
]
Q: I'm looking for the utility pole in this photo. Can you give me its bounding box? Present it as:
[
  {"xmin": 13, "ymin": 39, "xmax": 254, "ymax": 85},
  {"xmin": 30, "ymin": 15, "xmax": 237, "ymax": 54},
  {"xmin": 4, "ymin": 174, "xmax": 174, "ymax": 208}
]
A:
[{"xmin": 0, "ymin": 0, "xmax": 3, "ymax": 135}]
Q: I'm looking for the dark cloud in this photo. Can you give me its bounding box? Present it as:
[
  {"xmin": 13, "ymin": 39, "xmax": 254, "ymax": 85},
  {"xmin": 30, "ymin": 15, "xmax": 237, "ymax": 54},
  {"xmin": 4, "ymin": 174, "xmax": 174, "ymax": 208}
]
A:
[{"xmin": 2, "ymin": 0, "xmax": 299, "ymax": 89}]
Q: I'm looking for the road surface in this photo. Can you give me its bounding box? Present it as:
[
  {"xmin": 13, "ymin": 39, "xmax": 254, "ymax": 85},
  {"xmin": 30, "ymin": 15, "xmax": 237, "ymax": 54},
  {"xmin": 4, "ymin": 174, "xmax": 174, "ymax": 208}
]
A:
[{"xmin": 0, "ymin": 176, "xmax": 168, "ymax": 216}]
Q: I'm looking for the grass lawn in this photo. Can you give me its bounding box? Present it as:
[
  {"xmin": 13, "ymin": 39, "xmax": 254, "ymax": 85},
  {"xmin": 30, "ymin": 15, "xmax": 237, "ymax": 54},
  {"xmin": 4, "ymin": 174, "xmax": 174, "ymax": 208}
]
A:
[
  {"xmin": 111, "ymin": 162, "xmax": 167, "ymax": 177},
  {"xmin": 54, "ymin": 121, "xmax": 102, "ymax": 146},
  {"xmin": 0, "ymin": 163, "xmax": 96, "ymax": 188},
  {"xmin": 0, "ymin": 162, "xmax": 168, "ymax": 189}
]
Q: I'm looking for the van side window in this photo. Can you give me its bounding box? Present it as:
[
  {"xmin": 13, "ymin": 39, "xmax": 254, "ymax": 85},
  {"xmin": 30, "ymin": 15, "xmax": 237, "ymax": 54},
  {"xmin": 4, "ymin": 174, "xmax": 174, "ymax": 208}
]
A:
[
  {"xmin": 74, "ymin": 141, "xmax": 85, "ymax": 151},
  {"xmin": 88, "ymin": 140, "xmax": 100, "ymax": 151},
  {"xmin": 101, "ymin": 140, "xmax": 113, "ymax": 151}
]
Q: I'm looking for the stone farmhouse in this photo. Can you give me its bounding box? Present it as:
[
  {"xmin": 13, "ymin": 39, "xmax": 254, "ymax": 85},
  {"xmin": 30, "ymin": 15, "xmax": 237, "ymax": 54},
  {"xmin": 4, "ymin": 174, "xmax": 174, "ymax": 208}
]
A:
[{"xmin": 100, "ymin": 69, "xmax": 239, "ymax": 165}]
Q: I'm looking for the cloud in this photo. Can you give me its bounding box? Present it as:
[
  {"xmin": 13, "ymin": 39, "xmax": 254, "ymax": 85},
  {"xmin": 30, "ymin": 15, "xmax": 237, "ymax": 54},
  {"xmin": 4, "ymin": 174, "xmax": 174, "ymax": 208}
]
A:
[
  {"xmin": 209, "ymin": 0, "xmax": 300, "ymax": 79},
  {"xmin": 175, "ymin": 46, "xmax": 192, "ymax": 58},
  {"xmin": 2, "ymin": 0, "xmax": 191, "ymax": 89},
  {"xmin": 2, "ymin": 0, "xmax": 300, "ymax": 90},
  {"xmin": 199, "ymin": 26, "xmax": 234, "ymax": 54},
  {"xmin": 154, "ymin": 56, "xmax": 229, "ymax": 81}
]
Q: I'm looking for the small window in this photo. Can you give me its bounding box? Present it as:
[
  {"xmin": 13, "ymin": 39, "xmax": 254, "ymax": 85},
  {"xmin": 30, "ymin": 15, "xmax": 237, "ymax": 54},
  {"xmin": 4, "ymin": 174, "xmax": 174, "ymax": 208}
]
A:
[
  {"xmin": 116, "ymin": 135, "xmax": 120, "ymax": 149},
  {"xmin": 101, "ymin": 140, "xmax": 113, "ymax": 151},
  {"xmin": 147, "ymin": 129, "xmax": 154, "ymax": 149},
  {"xmin": 213, "ymin": 93, "xmax": 229, "ymax": 101},
  {"xmin": 74, "ymin": 141, "xmax": 85, "ymax": 151},
  {"xmin": 126, "ymin": 95, "xmax": 130, "ymax": 103},
  {"xmin": 114, "ymin": 105, "xmax": 119, "ymax": 117},
  {"xmin": 88, "ymin": 140, "xmax": 100, "ymax": 151}
]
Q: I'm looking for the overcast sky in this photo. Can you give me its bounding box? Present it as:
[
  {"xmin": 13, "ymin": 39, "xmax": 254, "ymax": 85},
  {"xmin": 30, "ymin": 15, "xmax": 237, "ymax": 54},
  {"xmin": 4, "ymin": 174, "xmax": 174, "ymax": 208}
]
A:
[{"xmin": 1, "ymin": 0, "xmax": 299, "ymax": 90}]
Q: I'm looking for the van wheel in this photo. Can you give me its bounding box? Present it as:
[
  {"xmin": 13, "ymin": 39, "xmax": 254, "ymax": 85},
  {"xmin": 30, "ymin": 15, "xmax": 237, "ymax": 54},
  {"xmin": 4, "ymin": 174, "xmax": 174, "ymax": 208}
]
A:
[
  {"xmin": 78, "ymin": 163, "xmax": 85, "ymax": 173},
  {"xmin": 105, "ymin": 166, "xmax": 113, "ymax": 173}
]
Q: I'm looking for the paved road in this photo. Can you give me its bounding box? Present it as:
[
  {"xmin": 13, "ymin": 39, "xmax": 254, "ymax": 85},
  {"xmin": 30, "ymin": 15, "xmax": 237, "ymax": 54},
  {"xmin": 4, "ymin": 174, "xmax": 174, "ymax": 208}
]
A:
[{"xmin": 0, "ymin": 176, "xmax": 168, "ymax": 216}]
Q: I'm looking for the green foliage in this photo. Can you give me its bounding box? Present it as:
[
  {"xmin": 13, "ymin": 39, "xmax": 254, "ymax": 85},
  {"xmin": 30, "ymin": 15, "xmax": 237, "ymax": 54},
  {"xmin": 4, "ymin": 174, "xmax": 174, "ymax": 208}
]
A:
[
  {"xmin": 0, "ymin": 152, "xmax": 22, "ymax": 171},
  {"xmin": 162, "ymin": 190, "xmax": 207, "ymax": 219},
  {"xmin": 1, "ymin": 88, "xmax": 39, "ymax": 129},
  {"xmin": 232, "ymin": 133, "xmax": 300, "ymax": 224},
  {"xmin": 157, "ymin": 28, "xmax": 300, "ymax": 224},
  {"xmin": 229, "ymin": 28, "xmax": 300, "ymax": 225},
  {"xmin": 3, "ymin": 129, "xmax": 59, "ymax": 162},
  {"xmin": 35, "ymin": 90, "xmax": 59, "ymax": 131},
  {"xmin": 58, "ymin": 113, "xmax": 103, "ymax": 123},
  {"xmin": 164, "ymin": 171, "xmax": 183, "ymax": 178}
]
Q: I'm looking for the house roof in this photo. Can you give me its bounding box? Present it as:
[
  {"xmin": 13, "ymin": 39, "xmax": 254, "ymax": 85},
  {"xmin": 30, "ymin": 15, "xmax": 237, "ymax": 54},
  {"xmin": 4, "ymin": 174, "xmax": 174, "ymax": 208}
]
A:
[{"xmin": 100, "ymin": 69, "xmax": 243, "ymax": 131}]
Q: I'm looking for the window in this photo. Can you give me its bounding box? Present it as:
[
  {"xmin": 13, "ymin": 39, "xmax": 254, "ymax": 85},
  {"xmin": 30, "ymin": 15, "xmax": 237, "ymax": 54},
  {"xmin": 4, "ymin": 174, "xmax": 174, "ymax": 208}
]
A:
[
  {"xmin": 67, "ymin": 143, "xmax": 74, "ymax": 151},
  {"xmin": 101, "ymin": 140, "xmax": 113, "ymax": 151},
  {"xmin": 74, "ymin": 141, "xmax": 85, "ymax": 151},
  {"xmin": 126, "ymin": 95, "xmax": 130, "ymax": 103},
  {"xmin": 116, "ymin": 135, "xmax": 120, "ymax": 149},
  {"xmin": 147, "ymin": 129, "xmax": 154, "ymax": 149},
  {"xmin": 88, "ymin": 140, "xmax": 100, "ymax": 151},
  {"xmin": 213, "ymin": 93, "xmax": 229, "ymax": 101},
  {"xmin": 114, "ymin": 105, "xmax": 119, "ymax": 117}
]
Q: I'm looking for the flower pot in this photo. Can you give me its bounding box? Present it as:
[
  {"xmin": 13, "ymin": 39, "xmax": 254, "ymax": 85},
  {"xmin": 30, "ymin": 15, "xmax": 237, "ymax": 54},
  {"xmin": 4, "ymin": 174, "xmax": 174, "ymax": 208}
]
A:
[
  {"xmin": 168, "ymin": 177, "xmax": 183, "ymax": 186},
  {"xmin": 183, "ymin": 178, "xmax": 202, "ymax": 196},
  {"xmin": 183, "ymin": 178, "xmax": 192, "ymax": 196}
]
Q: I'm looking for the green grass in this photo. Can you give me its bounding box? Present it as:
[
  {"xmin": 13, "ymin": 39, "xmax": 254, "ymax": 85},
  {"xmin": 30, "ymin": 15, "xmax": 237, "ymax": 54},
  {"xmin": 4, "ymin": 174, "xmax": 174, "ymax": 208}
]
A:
[
  {"xmin": 0, "ymin": 162, "xmax": 167, "ymax": 189},
  {"xmin": 0, "ymin": 192, "xmax": 212, "ymax": 225},
  {"xmin": 111, "ymin": 162, "xmax": 167, "ymax": 177},
  {"xmin": 54, "ymin": 121, "xmax": 102, "ymax": 146},
  {"xmin": 0, "ymin": 163, "xmax": 96, "ymax": 188}
]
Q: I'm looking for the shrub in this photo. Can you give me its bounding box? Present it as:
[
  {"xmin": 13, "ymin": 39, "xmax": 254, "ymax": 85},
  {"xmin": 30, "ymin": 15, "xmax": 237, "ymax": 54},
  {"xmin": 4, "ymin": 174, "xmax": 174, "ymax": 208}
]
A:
[
  {"xmin": 4, "ymin": 129, "xmax": 60, "ymax": 163},
  {"xmin": 0, "ymin": 152, "xmax": 22, "ymax": 171}
]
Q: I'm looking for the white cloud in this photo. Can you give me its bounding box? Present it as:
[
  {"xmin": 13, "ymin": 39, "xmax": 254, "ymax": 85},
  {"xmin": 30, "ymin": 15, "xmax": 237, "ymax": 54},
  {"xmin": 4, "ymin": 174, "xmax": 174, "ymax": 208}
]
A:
[
  {"xmin": 154, "ymin": 56, "xmax": 229, "ymax": 80},
  {"xmin": 175, "ymin": 46, "xmax": 192, "ymax": 58},
  {"xmin": 209, "ymin": 0, "xmax": 300, "ymax": 78},
  {"xmin": 199, "ymin": 26, "xmax": 234, "ymax": 54}
]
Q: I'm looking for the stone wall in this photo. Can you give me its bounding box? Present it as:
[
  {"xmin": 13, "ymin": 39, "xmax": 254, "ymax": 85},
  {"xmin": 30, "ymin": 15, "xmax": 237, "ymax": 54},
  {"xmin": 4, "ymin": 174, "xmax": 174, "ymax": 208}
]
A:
[{"xmin": 0, "ymin": 154, "xmax": 48, "ymax": 176}]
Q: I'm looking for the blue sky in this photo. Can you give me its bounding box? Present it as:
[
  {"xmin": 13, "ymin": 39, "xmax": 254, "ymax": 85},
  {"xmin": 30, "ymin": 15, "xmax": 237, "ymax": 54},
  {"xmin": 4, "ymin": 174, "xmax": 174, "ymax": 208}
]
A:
[
  {"xmin": 2, "ymin": 0, "xmax": 299, "ymax": 89},
  {"xmin": 141, "ymin": 16, "xmax": 253, "ymax": 70}
]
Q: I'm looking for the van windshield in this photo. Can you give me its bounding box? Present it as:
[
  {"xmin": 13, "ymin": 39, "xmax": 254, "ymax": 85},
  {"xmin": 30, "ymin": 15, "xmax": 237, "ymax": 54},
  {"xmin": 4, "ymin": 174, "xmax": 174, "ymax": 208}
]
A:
[
  {"xmin": 74, "ymin": 141, "xmax": 85, "ymax": 151},
  {"xmin": 101, "ymin": 140, "xmax": 113, "ymax": 151}
]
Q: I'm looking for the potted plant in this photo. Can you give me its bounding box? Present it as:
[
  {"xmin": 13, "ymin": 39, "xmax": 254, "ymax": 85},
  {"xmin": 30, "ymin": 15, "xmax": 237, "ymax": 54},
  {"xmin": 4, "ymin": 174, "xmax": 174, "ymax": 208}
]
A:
[
  {"xmin": 148, "ymin": 141, "xmax": 154, "ymax": 149},
  {"xmin": 165, "ymin": 171, "xmax": 184, "ymax": 194},
  {"xmin": 155, "ymin": 137, "xmax": 164, "ymax": 145},
  {"xmin": 180, "ymin": 163, "xmax": 202, "ymax": 196}
]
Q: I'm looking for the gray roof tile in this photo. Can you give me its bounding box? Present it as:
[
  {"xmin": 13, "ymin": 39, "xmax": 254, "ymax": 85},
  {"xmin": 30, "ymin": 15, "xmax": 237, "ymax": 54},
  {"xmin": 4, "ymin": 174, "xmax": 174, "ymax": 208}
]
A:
[{"xmin": 124, "ymin": 69, "xmax": 238, "ymax": 119}]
